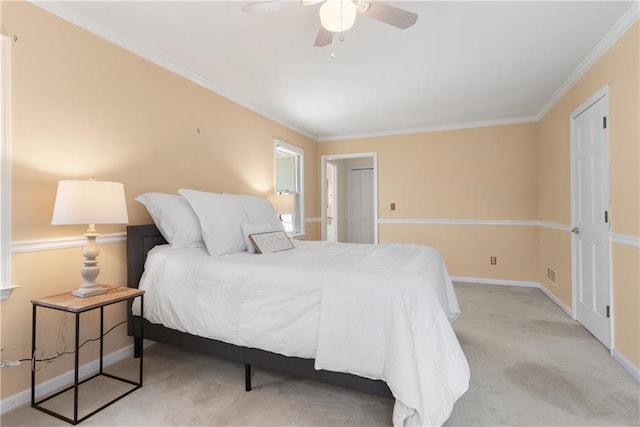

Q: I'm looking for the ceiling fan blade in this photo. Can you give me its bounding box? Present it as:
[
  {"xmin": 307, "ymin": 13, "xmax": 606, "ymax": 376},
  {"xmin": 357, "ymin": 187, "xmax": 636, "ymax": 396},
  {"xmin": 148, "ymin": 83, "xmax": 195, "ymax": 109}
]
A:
[
  {"xmin": 361, "ymin": 2, "xmax": 418, "ymax": 29},
  {"xmin": 314, "ymin": 26, "xmax": 333, "ymax": 47},
  {"xmin": 242, "ymin": 1, "xmax": 288, "ymax": 14},
  {"xmin": 301, "ymin": 0, "xmax": 325, "ymax": 5}
]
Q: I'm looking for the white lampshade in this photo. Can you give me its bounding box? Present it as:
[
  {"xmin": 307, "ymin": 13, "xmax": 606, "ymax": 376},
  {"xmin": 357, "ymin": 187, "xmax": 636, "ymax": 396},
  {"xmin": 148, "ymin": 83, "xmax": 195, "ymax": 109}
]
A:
[
  {"xmin": 52, "ymin": 180, "xmax": 129, "ymax": 225},
  {"xmin": 51, "ymin": 180, "xmax": 128, "ymax": 297},
  {"xmin": 268, "ymin": 193, "xmax": 295, "ymax": 215},
  {"xmin": 319, "ymin": 0, "xmax": 357, "ymax": 33}
]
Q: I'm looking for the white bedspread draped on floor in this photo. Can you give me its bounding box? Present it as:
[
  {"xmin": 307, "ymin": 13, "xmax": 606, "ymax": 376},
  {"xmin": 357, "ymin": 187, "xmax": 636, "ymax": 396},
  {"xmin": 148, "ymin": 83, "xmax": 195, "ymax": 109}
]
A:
[{"xmin": 133, "ymin": 240, "xmax": 469, "ymax": 426}]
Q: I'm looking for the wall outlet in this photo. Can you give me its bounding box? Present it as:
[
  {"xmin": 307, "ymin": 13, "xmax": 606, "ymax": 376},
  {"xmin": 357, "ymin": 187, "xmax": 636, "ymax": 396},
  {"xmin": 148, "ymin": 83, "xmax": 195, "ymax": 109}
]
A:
[
  {"xmin": 390, "ymin": 202, "xmax": 396, "ymax": 211},
  {"xmin": 490, "ymin": 256, "xmax": 497, "ymax": 265}
]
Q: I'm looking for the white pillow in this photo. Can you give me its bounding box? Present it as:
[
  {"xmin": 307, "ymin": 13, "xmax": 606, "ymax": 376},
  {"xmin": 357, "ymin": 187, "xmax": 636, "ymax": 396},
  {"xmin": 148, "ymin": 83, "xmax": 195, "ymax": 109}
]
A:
[
  {"xmin": 241, "ymin": 222, "xmax": 284, "ymax": 254},
  {"xmin": 135, "ymin": 193, "xmax": 204, "ymax": 249},
  {"xmin": 179, "ymin": 189, "xmax": 248, "ymax": 256},
  {"xmin": 224, "ymin": 193, "xmax": 284, "ymax": 232}
]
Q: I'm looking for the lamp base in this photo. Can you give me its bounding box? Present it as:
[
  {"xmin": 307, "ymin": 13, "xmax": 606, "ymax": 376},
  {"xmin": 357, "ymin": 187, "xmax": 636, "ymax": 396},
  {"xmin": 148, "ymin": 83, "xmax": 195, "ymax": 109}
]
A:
[
  {"xmin": 72, "ymin": 231, "xmax": 107, "ymax": 298},
  {"xmin": 72, "ymin": 286, "xmax": 107, "ymax": 298}
]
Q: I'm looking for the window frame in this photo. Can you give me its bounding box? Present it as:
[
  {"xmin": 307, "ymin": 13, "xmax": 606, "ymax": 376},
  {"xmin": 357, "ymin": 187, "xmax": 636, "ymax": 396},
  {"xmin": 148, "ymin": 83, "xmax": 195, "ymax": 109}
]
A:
[
  {"xmin": 1, "ymin": 35, "xmax": 16, "ymax": 299},
  {"xmin": 274, "ymin": 140, "xmax": 304, "ymax": 236}
]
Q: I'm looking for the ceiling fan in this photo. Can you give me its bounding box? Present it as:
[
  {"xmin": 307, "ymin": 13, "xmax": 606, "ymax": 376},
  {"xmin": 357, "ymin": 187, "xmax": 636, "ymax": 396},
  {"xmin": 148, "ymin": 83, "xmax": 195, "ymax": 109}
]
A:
[{"xmin": 242, "ymin": 0, "xmax": 418, "ymax": 47}]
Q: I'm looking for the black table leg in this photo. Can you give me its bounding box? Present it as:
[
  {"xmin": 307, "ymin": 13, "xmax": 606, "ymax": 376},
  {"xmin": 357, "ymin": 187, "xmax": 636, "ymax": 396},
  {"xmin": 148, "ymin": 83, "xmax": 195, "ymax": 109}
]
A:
[
  {"xmin": 73, "ymin": 312, "xmax": 80, "ymax": 424},
  {"xmin": 31, "ymin": 305, "xmax": 36, "ymax": 407},
  {"xmin": 245, "ymin": 364, "xmax": 251, "ymax": 392}
]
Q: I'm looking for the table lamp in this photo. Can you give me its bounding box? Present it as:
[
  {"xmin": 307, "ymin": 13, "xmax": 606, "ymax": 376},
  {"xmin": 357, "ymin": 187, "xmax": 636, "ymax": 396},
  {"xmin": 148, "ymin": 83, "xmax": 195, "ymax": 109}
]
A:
[
  {"xmin": 51, "ymin": 180, "xmax": 129, "ymax": 297},
  {"xmin": 267, "ymin": 193, "xmax": 295, "ymax": 220}
]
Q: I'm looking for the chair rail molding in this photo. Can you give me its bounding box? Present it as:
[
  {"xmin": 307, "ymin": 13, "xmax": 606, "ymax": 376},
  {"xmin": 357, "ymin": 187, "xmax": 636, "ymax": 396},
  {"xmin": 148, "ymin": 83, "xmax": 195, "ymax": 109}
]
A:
[
  {"xmin": 377, "ymin": 219, "xmax": 572, "ymax": 231},
  {"xmin": 610, "ymin": 232, "xmax": 640, "ymax": 249},
  {"xmin": 11, "ymin": 232, "xmax": 127, "ymax": 254}
]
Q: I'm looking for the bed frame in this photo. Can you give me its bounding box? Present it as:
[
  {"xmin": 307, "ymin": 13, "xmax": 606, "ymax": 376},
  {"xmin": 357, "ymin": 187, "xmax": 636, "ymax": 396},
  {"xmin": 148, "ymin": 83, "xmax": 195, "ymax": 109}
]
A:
[{"xmin": 126, "ymin": 224, "xmax": 392, "ymax": 398}]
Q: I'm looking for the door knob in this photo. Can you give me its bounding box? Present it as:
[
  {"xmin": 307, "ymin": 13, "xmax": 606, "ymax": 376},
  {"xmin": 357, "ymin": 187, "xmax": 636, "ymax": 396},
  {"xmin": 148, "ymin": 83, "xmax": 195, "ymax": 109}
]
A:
[{"xmin": 571, "ymin": 227, "xmax": 580, "ymax": 235}]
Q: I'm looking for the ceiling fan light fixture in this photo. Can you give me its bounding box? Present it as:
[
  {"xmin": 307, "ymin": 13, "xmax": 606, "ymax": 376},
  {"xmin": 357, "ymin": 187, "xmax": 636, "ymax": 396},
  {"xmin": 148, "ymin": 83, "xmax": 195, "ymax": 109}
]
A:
[{"xmin": 319, "ymin": 0, "xmax": 357, "ymax": 33}]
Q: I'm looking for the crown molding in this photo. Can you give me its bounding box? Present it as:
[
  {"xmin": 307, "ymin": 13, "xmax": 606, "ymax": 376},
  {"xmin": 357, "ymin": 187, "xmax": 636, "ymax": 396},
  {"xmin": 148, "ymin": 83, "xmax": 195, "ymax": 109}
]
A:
[
  {"xmin": 536, "ymin": 2, "xmax": 639, "ymax": 120},
  {"xmin": 318, "ymin": 115, "xmax": 538, "ymax": 142},
  {"xmin": 29, "ymin": 1, "xmax": 318, "ymax": 142},
  {"xmin": 29, "ymin": 1, "xmax": 638, "ymax": 143}
]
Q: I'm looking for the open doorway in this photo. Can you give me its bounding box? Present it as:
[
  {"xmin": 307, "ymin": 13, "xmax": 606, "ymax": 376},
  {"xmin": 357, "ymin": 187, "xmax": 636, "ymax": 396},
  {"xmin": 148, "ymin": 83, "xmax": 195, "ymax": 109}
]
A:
[{"xmin": 321, "ymin": 153, "xmax": 378, "ymax": 244}]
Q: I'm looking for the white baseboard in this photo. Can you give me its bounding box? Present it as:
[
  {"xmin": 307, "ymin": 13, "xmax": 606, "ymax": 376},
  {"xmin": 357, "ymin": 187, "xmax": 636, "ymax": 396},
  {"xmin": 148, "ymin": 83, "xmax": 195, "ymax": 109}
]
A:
[
  {"xmin": 612, "ymin": 348, "xmax": 640, "ymax": 383},
  {"xmin": 451, "ymin": 275, "xmax": 540, "ymax": 288},
  {"xmin": 0, "ymin": 340, "xmax": 155, "ymax": 415},
  {"xmin": 451, "ymin": 276, "xmax": 574, "ymax": 317},
  {"xmin": 452, "ymin": 276, "xmax": 640, "ymax": 381},
  {"xmin": 536, "ymin": 284, "xmax": 574, "ymax": 318}
]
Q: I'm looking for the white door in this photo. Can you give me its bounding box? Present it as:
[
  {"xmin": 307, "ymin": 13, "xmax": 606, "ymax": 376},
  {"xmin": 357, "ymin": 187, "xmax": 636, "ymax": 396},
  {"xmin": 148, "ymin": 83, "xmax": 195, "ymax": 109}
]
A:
[
  {"xmin": 326, "ymin": 163, "xmax": 338, "ymax": 242},
  {"xmin": 572, "ymin": 93, "xmax": 611, "ymax": 348},
  {"xmin": 347, "ymin": 168, "xmax": 373, "ymax": 244}
]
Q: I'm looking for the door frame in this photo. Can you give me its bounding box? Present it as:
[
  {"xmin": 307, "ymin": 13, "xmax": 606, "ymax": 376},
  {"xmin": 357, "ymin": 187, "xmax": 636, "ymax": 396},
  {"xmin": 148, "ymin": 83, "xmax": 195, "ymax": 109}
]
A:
[
  {"xmin": 326, "ymin": 162, "xmax": 338, "ymax": 241},
  {"xmin": 569, "ymin": 84, "xmax": 613, "ymax": 350},
  {"xmin": 1, "ymin": 35, "xmax": 13, "ymax": 294},
  {"xmin": 321, "ymin": 152, "xmax": 378, "ymax": 243}
]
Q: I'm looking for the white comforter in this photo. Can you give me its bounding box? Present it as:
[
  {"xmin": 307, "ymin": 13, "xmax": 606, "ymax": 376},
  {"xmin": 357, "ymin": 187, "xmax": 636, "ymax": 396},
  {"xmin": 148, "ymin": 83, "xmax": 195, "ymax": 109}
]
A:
[{"xmin": 133, "ymin": 240, "xmax": 469, "ymax": 426}]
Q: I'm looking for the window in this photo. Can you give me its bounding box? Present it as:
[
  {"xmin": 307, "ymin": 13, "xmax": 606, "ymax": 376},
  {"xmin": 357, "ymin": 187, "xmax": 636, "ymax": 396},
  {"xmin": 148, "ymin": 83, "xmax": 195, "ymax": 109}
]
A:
[{"xmin": 274, "ymin": 140, "xmax": 304, "ymax": 235}]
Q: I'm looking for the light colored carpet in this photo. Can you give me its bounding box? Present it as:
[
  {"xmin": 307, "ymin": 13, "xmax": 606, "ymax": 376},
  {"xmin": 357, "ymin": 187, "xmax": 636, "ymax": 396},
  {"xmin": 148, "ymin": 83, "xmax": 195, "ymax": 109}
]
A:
[{"xmin": 2, "ymin": 283, "xmax": 638, "ymax": 426}]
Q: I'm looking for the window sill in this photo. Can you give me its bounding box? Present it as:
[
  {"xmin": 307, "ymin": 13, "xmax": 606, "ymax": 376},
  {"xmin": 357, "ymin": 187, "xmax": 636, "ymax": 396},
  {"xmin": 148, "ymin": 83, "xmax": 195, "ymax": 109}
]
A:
[{"xmin": 0, "ymin": 284, "xmax": 19, "ymax": 301}]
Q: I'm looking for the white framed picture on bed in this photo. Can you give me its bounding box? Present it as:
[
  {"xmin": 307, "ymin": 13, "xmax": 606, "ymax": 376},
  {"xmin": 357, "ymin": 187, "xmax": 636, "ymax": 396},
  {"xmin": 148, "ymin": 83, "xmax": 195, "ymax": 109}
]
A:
[{"xmin": 249, "ymin": 231, "xmax": 294, "ymax": 254}]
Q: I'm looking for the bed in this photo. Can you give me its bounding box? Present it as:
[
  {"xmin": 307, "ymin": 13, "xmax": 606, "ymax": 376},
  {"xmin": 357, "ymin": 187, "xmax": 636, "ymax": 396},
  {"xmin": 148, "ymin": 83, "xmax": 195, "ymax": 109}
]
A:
[{"xmin": 126, "ymin": 191, "xmax": 469, "ymax": 426}]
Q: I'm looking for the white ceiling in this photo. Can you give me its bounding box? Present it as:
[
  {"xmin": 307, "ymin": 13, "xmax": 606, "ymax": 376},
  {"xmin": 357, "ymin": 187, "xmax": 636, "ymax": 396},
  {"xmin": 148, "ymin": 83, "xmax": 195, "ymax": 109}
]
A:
[{"xmin": 34, "ymin": 1, "xmax": 638, "ymax": 141}]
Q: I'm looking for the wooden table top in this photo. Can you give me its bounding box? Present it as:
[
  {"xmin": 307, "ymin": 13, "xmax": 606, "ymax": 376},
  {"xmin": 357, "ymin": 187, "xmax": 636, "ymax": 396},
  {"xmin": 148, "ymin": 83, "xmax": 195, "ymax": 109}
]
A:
[{"xmin": 31, "ymin": 285, "xmax": 144, "ymax": 313}]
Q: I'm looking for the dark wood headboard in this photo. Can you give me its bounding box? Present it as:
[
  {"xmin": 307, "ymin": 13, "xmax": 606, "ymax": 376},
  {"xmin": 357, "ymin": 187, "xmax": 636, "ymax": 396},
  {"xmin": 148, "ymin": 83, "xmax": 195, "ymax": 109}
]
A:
[{"xmin": 127, "ymin": 224, "xmax": 167, "ymax": 289}]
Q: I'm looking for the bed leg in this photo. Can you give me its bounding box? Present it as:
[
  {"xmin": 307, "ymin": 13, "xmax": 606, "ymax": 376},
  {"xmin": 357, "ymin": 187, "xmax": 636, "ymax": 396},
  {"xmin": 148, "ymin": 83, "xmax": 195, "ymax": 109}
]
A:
[
  {"xmin": 245, "ymin": 364, "xmax": 252, "ymax": 392},
  {"xmin": 134, "ymin": 337, "xmax": 142, "ymax": 358}
]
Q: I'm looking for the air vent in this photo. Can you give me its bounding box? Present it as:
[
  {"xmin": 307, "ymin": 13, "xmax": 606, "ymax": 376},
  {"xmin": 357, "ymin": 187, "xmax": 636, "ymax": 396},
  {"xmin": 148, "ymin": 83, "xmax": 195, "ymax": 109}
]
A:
[{"xmin": 546, "ymin": 267, "xmax": 557, "ymax": 285}]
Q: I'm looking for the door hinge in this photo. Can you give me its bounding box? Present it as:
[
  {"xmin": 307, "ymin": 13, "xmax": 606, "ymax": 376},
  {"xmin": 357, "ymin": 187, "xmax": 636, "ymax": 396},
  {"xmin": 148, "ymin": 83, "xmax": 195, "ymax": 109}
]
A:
[
  {"xmin": 603, "ymin": 116, "xmax": 607, "ymax": 129},
  {"xmin": 606, "ymin": 305, "xmax": 610, "ymax": 318},
  {"xmin": 604, "ymin": 210, "xmax": 609, "ymax": 223}
]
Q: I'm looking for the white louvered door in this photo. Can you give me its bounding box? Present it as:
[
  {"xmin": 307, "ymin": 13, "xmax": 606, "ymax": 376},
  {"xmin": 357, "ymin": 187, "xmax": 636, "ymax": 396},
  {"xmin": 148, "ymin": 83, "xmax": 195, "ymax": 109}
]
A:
[{"xmin": 347, "ymin": 168, "xmax": 374, "ymax": 244}]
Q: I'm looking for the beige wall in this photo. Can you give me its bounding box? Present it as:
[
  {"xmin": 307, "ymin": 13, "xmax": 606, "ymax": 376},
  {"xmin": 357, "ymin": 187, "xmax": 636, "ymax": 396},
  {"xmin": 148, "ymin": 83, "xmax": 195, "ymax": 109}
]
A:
[
  {"xmin": 1, "ymin": 1, "xmax": 318, "ymax": 400},
  {"xmin": 537, "ymin": 227, "xmax": 572, "ymax": 308},
  {"xmin": 319, "ymin": 24, "xmax": 639, "ymax": 372},
  {"xmin": 319, "ymin": 123, "xmax": 539, "ymax": 282},
  {"xmin": 1, "ymin": 0, "xmax": 637, "ymax": 403},
  {"xmin": 536, "ymin": 23, "xmax": 640, "ymax": 369},
  {"xmin": 613, "ymin": 244, "xmax": 640, "ymax": 367},
  {"xmin": 320, "ymin": 124, "xmax": 538, "ymax": 220},
  {"xmin": 381, "ymin": 224, "xmax": 538, "ymax": 281}
]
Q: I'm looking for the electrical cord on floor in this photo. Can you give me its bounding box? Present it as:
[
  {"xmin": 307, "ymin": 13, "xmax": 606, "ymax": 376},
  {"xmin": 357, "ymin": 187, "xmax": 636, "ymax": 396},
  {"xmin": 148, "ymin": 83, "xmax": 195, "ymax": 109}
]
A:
[{"xmin": 1, "ymin": 320, "xmax": 129, "ymax": 371}]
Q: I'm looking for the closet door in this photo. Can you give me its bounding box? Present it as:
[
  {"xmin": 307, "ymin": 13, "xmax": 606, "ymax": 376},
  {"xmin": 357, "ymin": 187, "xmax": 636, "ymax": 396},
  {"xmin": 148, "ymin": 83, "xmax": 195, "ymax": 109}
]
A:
[{"xmin": 347, "ymin": 168, "xmax": 373, "ymax": 244}]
